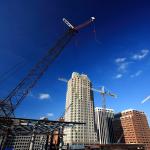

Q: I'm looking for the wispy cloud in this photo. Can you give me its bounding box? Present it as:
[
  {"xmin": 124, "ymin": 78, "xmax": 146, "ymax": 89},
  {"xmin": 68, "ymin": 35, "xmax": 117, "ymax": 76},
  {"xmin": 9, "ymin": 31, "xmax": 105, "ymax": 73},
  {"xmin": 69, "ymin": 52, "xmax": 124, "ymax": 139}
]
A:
[
  {"xmin": 40, "ymin": 116, "xmax": 46, "ymax": 120},
  {"xmin": 40, "ymin": 112, "xmax": 54, "ymax": 120},
  {"xmin": 115, "ymin": 57, "xmax": 130, "ymax": 73},
  {"xmin": 115, "ymin": 74, "xmax": 123, "ymax": 79},
  {"xmin": 114, "ymin": 49, "xmax": 149, "ymax": 79},
  {"xmin": 132, "ymin": 49, "xmax": 149, "ymax": 60},
  {"xmin": 118, "ymin": 62, "xmax": 130, "ymax": 72},
  {"xmin": 115, "ymin": 57, "xmax": 126, "ymax": 63},
  {"xmin": 130, "ymin": 70, "xmax": 142, "ymax": 78},
  {"xmin": 47, "ymin": 113, "xmax": 54, "ymax": 117},
  {"xmin": 38, "ymin": 93, "xmax": 50, "ymax": 100},
  {"xmin": 141, "ymin": 96, "xmax": 150, "ymax": 104}
]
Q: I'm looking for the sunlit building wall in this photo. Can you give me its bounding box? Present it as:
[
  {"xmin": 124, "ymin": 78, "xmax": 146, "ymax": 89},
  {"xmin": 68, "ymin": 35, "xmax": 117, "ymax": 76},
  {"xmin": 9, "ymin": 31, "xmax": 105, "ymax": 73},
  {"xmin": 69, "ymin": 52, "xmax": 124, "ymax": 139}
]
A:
[{"xmin": 64, "ymin": 72, "xmax": 97, "ymax": 145}]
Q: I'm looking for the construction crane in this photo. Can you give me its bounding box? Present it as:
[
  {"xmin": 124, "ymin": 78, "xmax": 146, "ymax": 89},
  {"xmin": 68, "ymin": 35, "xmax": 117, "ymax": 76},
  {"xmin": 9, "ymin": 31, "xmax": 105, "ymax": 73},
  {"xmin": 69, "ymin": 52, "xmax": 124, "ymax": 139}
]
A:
[
  {"xmin": 99, "ymin": 86, "xmax": 117, "ymax": 114},
  {"xmin": 58, "ymin": 78, "xmax": 117, "ymax": 114},
  {"xmin": 0, "ymin": 17, "xmax": 95, "ymax": 117},
  {"xmin": 58, "ymin": 77, "xmax": 117, "ymax": 145}
]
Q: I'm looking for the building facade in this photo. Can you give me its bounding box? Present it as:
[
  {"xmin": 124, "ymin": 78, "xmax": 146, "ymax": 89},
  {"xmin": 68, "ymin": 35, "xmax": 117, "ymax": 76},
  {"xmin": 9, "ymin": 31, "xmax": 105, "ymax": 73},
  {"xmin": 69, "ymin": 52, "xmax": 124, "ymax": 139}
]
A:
[
  {"xmin": 112, "ymin": 112, "xmax": 125, "ymax": 143},
  {"xmin": 1, "ymin": 135, "xmax": 46, "ymax": 150},
  {"xmin": 95, "ymin": 107, "xmax": 114, "ymax": 144},
  {"xmin": 113, "ymin": 109, "xmax": 150, "ymax": 150},
  {"xmin": 63, "ymin": 72, "xmax": 97, "ymax": 146}
]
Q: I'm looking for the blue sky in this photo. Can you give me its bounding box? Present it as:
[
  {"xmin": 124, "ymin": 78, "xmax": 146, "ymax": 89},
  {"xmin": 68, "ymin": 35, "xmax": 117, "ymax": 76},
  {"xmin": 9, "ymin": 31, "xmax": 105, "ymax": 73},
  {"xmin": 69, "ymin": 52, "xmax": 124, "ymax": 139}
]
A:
[{"xmin": 0, "ymin": 0, "xmax": 150, "ymax": 123}]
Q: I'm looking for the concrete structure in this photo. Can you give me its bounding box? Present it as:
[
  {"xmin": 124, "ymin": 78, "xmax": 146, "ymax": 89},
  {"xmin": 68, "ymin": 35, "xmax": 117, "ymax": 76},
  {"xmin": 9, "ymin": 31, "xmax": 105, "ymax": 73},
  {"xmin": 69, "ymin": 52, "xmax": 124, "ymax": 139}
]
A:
[
  {"xmin": 63, "ymin": 72, "xmax": 97, "ymax": 146},
  {"xmin": 95, "ymin": 107, "xmax": 114, "ymax": 144},
  {"xmin": 113, "ymin": 109, "xmax": 150, "ymax": 150}
]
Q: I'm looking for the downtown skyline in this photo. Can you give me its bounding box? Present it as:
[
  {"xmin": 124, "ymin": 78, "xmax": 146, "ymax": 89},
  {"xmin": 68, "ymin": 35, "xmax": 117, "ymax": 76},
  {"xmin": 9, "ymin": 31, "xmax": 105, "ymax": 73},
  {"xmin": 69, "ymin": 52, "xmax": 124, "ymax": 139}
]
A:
[{"xmin": 0, "ymin": 0, "xmax": 150, "ymax": 123}]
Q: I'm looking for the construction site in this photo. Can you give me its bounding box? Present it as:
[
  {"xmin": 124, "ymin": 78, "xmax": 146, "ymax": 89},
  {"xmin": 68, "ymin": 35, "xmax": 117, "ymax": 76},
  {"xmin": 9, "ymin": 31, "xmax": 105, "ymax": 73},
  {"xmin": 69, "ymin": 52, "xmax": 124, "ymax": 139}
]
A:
[
  {"xmin": 0, "ymin": 16, "xmax": 98, "ymax": 150},
  {"xmin": 0, "ymin": 3, "xmax": 150, "ymax": 149}
]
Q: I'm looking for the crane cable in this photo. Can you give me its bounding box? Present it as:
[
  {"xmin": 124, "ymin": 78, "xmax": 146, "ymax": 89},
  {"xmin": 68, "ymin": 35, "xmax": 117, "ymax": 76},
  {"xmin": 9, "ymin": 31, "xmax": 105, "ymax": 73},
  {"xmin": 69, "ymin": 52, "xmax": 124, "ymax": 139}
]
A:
[
  {"xmin": 73, "ymin": 20, "xmax": 101, "ymax": 47},
  {"xmin": 0, "ymin": 61, "xmax": 26, "ymax": 85},
  {"xmin": 92, "ymin": 21, "xmax": 101, "ymax": 45}
]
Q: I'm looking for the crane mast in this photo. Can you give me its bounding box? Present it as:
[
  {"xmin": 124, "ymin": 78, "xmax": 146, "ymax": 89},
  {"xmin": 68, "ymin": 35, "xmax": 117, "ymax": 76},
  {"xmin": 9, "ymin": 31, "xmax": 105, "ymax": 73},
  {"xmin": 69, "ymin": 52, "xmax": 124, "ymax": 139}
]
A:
[{"xmin": 0, "ymin": 17, "xmax": 95, "ymax": 117}]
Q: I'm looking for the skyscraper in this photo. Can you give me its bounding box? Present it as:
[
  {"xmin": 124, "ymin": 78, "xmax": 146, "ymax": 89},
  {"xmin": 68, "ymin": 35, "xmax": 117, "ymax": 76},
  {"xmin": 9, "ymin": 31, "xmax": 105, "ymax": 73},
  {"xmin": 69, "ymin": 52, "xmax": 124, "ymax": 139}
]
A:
[
  {"xmin": 113, "ymin": 109, "xmax": 150, "ymax": 150},
  {"xmin": 63, "ymin": 72, "xmax": 97, "ymax": 146},
  {"xmin": 95, "ymin": 107, "xmax": 114, "ymax": 144}
]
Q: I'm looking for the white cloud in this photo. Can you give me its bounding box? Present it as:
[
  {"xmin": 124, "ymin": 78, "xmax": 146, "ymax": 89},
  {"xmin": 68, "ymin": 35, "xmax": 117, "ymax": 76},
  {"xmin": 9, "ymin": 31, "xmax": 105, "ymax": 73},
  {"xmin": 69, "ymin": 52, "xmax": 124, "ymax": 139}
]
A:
[
  {"xmin": 114, "ymin": 49, "xmax": 148, "ymax": 78},
  {"xmin": 132, "ymin": 49, "xmax": 149, "ymax": 60},
  {"xmin": 130, "ymin": 70, "xmax": 142, "ymax": 78},
  {"xmin": 115, "ymin": 74, "xmax": 123, "ymax": 79},
  {"xmin": 38, "ymin": 93, "xmax": 50, "ymax": 100},
  {"xmin": 47, "ymin": 113, "xmax": 54, "ymax": 117},
  {"xmin": 118, "ymin": 62, "xmax": 130, "ymax": 72},
  {"xmin": 115, "ymin": 57, "xmax": 130, "ymax": 72},
  {"xmin": 40, "ymin": 112, "xmax": 54, "ymax": 120},
  {"xmin": 40, "ymin": 116, "xmax": 46, "ymax": 120},
  {"xmin": 115, "ymin": 57, "xmax": 126, "ymax": 63},
  {"xmin": 141, "ymin": 96, "xmax": 150, "ymax": 104}
]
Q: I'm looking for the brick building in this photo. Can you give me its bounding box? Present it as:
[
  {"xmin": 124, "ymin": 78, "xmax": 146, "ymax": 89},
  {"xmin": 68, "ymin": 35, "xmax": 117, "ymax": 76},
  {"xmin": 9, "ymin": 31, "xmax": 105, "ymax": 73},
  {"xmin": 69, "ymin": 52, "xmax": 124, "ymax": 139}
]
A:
[{"xmin": 113, "ymin": 109, "xmax": 150, "ymax": 150}]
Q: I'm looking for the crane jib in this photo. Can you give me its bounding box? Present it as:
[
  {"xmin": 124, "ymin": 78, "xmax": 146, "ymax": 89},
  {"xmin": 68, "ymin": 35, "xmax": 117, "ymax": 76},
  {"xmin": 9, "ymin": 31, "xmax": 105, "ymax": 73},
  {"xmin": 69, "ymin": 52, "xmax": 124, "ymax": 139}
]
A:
[
  {"xmin": 0, "ymin": 17, "xmax": 95, "ymax": 117},
  {"xmin": 0, "ymin": 30, "xmax": 76, "ymax": 117}
]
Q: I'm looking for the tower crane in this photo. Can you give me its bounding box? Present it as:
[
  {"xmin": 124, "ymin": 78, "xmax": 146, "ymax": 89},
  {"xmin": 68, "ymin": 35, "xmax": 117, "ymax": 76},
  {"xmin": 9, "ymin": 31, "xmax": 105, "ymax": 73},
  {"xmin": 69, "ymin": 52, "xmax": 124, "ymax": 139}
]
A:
[
  {"xmin": 58, "ymin": 78, "xmax": 117, "ymax": 114},
  {"xmin": 58, "ymin": 77, "xmax": 117, "ymax": 145},
  {"xmin": 0, "ymin": 17, "xmax": 95, "ymax": 117},
  {"xmin": 99, "ymin": 86, "xmax": 117, "ymax": 115}
]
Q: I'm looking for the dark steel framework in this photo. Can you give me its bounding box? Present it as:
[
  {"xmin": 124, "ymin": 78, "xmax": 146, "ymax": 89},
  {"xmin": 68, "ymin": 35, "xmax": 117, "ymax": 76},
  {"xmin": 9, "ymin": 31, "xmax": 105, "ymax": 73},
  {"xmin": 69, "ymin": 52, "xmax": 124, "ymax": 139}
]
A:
[
  {"xmin": 0, "ymin": 29, "xmax": 76, "ymax": 117},
  {"xmin": 0, "ymin": 117, "xmax": 84, "ymax": 135},
  {"xmin": 0, "ymin": 117, "xmax": 85, "ymax": 149},
  {"xmin": 0, "ymin": 17, "xmax": 95, "ymax": 118},
  {"xmin": 0, "ymin": 17, "xmax": 94, "ymax": 149}
]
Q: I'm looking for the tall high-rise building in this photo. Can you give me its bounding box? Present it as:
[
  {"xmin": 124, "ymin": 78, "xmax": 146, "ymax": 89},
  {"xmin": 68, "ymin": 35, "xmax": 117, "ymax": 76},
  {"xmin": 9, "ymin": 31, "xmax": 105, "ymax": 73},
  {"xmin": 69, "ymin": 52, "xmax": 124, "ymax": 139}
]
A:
[
  {"xmin": 95, "ymin": 107, "xmax": 114, "ymax": 144},
  {"xmin": 63, "ymin": 72, "xmax": 97, "ymax": 146},
  {"xmin": 113, "ymin": 109, "xmax": 150, "ymax": 150}
]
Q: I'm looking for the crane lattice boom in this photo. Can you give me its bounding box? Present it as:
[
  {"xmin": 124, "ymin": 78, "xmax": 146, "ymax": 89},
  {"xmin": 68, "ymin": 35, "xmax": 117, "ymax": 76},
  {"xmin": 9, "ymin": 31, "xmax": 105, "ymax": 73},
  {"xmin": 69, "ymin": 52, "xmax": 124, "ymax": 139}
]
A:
[{"xmin": 0, "ymin": 17, "xmax": 95, "ymax": 117}]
